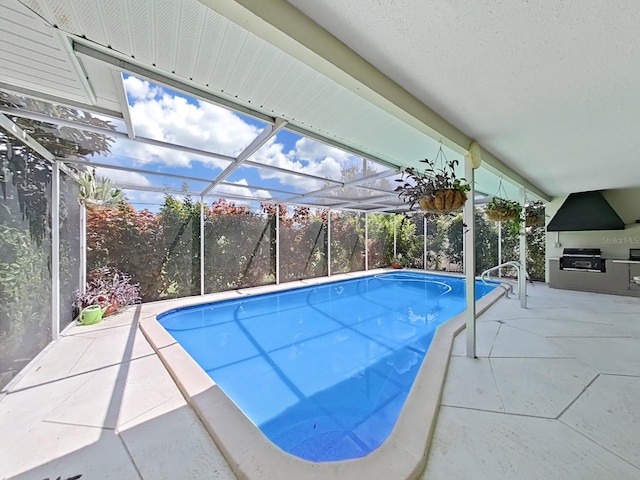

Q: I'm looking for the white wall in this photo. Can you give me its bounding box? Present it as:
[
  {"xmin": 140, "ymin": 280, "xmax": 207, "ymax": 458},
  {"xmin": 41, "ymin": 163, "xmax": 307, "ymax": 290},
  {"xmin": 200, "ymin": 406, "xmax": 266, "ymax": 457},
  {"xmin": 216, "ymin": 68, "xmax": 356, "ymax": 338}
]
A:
[{"xmin": 545, "ymin": 187, "xmax": 640, "ymax": 282}]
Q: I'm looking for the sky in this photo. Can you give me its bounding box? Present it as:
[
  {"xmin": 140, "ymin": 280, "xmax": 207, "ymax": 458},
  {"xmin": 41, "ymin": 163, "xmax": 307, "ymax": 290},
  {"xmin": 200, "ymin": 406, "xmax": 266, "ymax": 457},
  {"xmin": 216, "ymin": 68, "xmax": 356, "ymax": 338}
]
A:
[{"xmin": 89, "ymin": 74, "xmax": 392, "ymax": 210}]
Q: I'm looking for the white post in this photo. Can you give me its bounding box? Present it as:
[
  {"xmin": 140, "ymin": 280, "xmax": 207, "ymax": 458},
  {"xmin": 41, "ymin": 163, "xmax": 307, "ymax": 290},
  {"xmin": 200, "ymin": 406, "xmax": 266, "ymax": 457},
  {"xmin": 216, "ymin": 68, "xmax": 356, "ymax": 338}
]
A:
[
  {"xmin": 200, "ymin": 198, "xmax": 205, "ymax": 295},
  {"xmin": 519, "ymin": 187, "xmax": 527, "ymax": 308},
  {"xmin": 364, "ymin": 212, "xmax": 369, "ymax": 271},
  {"xmin": 51, "ymin": 162, "xmax": 60, "ymax": 340},
  {"xmin": 498, "ymin": 221, "xmax": 502, "ymax": 278},
  {"xmin": 275, "ymin": 204, "xmax": 280, "ymax": 284},
  {"xmin": 80, "ymin": 205, "xmax": 87, "ymax": 293},
  {"xmin": 327, "ymin": 210, "xmax": 332, "ymax": 276},
  {"xmin": 393, "ymin": 215, "xmax": 397, "ymax": 258},
  {"xmin": 464, "ymin": 156, "xmax": 476, "ymax": 358},
  {"xmin": 423, "ymin": 215, "xmax": 427, "ymax": 270}
]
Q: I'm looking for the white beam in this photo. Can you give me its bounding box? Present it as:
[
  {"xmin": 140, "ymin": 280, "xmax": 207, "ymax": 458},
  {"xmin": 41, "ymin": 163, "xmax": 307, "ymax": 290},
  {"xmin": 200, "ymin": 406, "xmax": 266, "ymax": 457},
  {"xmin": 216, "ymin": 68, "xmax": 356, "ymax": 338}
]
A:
[
  {"xmin": 110, "ymin": 70, "xmax": 136, "ymax": 139},
  {"xmin": 519, "ymin": 187, "xmax": 528, "ymax": 308},
  {"xmin": 201, "ymin": 118, "xmax": 287, "ymax": 196},
  {"xmin": 51, "ymin": 161, "xmax": 61, "ymax": 339},
  {"xmin": 0, "ymin": 114, "xmax": 54, "ymax": 161},
  {"xmin": 55, "ymin": 32, "xmax": 97, "ymax": 105}
]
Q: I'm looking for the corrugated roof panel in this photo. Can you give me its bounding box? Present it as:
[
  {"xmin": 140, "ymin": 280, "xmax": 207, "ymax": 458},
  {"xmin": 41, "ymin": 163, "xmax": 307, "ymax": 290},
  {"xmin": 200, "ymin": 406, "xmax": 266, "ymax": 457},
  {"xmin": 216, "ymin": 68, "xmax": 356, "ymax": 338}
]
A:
[
  {"xmin": 154, "ymin": 0, "xmax": 179, "ymax": 71},
  {"xmin": 174, "ymin": 0, "xmax": 205, "ymax": 80},
  {"xmin": 127, "ymin": 0, "xmax": 154, "ymax": 63},
  {"xmin": 64, "ymin": 0, "xmax": 107, "ymax": 45},
  {"xmin": 101, "ymin": 0, "xmax": 131, "ymax": 53},
  {"xmin": 192, "ymin": 11, "xmax": 227, "ymax": 85},
  {"xmin": 209, "ymin": 23, "xmax": 251, "ymax": 93}
]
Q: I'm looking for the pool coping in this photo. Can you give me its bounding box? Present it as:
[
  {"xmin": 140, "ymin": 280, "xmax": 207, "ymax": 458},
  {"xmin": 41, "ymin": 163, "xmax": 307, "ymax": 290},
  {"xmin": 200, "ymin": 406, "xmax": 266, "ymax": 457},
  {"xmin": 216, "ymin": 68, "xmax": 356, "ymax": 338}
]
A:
[{"xmin": 139, "ymin": 270, "xmax": 505, "ymax": 480}]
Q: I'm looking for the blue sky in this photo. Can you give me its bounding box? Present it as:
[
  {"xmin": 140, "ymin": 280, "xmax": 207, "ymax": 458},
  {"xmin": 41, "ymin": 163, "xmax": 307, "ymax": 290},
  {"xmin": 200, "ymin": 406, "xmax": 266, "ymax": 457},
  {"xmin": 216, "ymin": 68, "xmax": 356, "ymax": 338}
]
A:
[{"xmin": 89, "ymin": 74, "xmax": 392, "ymax": 209}]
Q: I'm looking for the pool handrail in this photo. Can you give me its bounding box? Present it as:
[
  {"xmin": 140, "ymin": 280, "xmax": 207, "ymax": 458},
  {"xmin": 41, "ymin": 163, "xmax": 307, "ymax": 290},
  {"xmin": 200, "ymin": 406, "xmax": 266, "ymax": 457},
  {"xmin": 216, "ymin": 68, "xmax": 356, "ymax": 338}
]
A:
[{"xmin": 481, "ymin": 261, "xmax": 528, "ymax": 307}]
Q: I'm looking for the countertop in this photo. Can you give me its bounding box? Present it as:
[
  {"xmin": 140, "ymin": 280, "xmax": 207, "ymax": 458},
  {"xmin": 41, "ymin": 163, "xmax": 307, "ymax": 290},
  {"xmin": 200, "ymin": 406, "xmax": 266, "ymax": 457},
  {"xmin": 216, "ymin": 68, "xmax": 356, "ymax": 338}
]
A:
[{"xmin": 548, "ymin": 257, "xmax": 640, "ymax": 264}]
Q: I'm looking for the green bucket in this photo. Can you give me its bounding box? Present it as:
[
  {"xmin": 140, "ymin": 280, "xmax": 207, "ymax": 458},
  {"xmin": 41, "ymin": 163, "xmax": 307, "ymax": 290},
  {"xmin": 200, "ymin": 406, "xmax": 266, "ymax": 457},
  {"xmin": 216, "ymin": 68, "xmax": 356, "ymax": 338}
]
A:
[{"xmin": 79, "ymin": 305, "xmax": 106, "ymax": 325}]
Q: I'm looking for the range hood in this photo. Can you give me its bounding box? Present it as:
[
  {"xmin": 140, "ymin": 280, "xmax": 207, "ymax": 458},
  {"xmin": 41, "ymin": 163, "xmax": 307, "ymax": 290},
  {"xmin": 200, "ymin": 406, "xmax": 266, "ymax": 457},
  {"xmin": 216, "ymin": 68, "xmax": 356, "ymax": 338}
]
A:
[{"xmin": 547, "ymin": 191, "xmax": 625, "ymax": 231}]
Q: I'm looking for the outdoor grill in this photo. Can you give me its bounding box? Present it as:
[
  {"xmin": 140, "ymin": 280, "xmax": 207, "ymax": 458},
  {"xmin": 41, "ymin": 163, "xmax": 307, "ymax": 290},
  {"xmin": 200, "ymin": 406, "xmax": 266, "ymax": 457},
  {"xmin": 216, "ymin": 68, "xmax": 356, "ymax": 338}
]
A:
[{"xmin": 560, "ymin": 248, "xmax": 606, "ymax": 272}]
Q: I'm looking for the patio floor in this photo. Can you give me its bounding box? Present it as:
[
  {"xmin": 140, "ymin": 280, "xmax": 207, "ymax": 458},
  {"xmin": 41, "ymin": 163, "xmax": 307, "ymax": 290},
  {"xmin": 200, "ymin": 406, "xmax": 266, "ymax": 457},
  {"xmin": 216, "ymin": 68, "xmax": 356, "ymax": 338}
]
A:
[{"xmin": 1, "ymin": 274, "xmax": 639, "ymax": 479}]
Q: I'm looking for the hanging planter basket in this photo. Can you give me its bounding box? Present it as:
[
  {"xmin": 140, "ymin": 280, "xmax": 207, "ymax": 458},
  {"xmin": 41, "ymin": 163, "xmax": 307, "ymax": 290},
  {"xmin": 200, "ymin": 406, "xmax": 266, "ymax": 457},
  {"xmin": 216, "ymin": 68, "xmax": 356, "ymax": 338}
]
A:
[
  {"xmin": 419, "ymin": 189, "xmax": 467, "ymax": 214},
  {"xmin": 486, "ymin": 207, "xmax": 519, "ymax": 222},
  {"xmin": 525, "ymin": 213, "xmax": 544, "ymax": 227}
]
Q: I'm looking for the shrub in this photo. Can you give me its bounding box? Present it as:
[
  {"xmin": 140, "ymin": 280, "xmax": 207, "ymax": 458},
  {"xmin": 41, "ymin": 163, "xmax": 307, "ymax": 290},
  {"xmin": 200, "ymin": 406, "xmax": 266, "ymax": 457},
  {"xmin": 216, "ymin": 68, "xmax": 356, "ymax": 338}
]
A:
[{"xmin": 73, "ymin": 267, "xmax": 140, "ymax": 316}]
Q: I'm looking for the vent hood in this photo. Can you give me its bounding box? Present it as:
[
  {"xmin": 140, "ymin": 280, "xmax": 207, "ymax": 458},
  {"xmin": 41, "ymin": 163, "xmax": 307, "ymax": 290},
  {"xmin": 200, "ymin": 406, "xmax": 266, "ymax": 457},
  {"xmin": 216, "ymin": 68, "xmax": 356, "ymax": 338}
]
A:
[{"xmin": 547, "ymin": 191, "xmax": 625, "ymax": 231}]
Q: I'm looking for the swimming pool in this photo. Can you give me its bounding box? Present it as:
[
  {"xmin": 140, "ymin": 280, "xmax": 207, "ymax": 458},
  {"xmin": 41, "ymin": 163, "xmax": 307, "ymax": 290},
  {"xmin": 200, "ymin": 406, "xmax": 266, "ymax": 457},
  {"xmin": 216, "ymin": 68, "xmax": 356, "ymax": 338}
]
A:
[{"xmin": 157, "ymin": 272, "xmax": 496, "ymax": 462}]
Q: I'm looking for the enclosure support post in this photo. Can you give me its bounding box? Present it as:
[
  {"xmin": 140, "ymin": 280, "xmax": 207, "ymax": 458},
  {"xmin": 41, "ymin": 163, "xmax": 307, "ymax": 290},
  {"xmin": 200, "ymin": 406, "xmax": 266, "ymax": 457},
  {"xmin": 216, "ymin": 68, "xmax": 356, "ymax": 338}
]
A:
[
  {"xmin": 464, "ymin": 156, "xmax": 476, "ymax": 358},
  {"xmin": 519, "ymin": 187, "xmax": 527, "ymax": 308},
  {"xmin": 327, "ymin": 210, "xmax": 331, "ymax": 276},
  {"xmin": 52, "ymin": 161, "xmax": 61, "ymax": 340},
  {"xmin": 80, "ymin": 206, "xmax": 87, "ymax": 293},
  {"xmin": 200, "ymin": 198, "xmax": 205, "ymax": 296},
  {"xmin": 275, "ymin": 204, "xmax": 280, "ymax": 284},
  {"xmin": 393, "ymin": 215, "xmax": 397, "ymax": 259},
  {"xmin": 364, "ymin": 213, "xmax": 369, "ymax": 271},
  {"xmin": 498, "ymin": 221, "xmax": 502, "ymax": 278},
  {"xmin": 423, "ymin": 215, "xmax": 427, "ymax": 270}
]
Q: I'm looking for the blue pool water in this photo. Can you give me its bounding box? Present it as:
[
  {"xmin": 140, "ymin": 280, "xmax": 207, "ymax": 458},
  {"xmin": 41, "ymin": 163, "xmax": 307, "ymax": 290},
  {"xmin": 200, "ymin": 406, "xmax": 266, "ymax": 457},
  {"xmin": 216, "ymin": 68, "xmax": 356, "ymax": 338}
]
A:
[{"xmin": 158, "ymin": 272, "xmax": 495, "ymax": 462}]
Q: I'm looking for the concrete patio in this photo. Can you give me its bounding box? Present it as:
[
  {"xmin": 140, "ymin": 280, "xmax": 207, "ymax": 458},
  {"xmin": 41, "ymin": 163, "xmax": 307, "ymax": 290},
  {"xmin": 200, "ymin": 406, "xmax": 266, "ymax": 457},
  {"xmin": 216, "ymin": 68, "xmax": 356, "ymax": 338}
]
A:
[{"xmin": 1, "ymin": 278, "xmax": 639, "ymax": 479}]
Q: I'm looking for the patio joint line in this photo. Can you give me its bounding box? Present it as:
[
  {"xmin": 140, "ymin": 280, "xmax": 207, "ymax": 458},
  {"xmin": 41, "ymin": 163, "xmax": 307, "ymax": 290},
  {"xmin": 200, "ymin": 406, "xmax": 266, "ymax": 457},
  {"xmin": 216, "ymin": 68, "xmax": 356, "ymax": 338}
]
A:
[
  {"xmin": 501, "ymin": 323, "xmax": 625, "ymax": 339},
  {"xmin": 7, "ymin": 353, "xmax": 159, "ymax": 396},
  {"xmin": 117, "ymin": 432, "xmax": 145, "ymax": 480},
  {"xmin": 558, "ymin": 420, "xmax": 640, "ymax": 472},
  {"xmin": 64, "ymin": 323, "xmax": 136, "ymax": 337},
  {"xmin": 487, "ymin": 322, "xmax": 502, "ymax": 358},
  {"xmin": 487, "ymin": 357, "xmax": 506, "ymax": 412},
  {"xmin": 42, "ymin": 419, "xmax": 116, "ymax": 431},
  {"xmin": 599, "ymin": 372, "xmax": 640, "ymax": 378},
  {"xmin": 442, "ymin": 404, "xmax": 557, "ymax": 420},
  {"xmin": 555, "ymin": 373, "xmax": 600, "ymax": 420}
]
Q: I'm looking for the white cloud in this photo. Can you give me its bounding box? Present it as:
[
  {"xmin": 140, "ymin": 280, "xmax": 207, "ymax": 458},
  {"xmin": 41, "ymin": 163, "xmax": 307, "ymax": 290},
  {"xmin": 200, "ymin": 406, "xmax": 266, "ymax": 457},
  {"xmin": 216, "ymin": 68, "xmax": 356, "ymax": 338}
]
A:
[
  {"xmin": 119, "ymin": 76, "xmax": 261, "ymax": 169},
  {"xmin": 113, "ymin": 76, "xmax": 391, "ymax": 198},
  {"xmin": 95, "ymin": 168, "xmax": 152, "ymax": 188},
  {"xmin": 214, "ymin": 179, "xmax": 271, "ymax": 200}
]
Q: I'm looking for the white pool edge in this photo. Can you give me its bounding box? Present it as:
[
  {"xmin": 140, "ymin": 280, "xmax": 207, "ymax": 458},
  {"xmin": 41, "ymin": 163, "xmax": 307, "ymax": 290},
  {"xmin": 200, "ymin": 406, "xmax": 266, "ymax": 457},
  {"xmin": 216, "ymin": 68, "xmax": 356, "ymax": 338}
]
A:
[{"xmin": 139, "ymin": 270, "xmax": 505, "ymax": 480}]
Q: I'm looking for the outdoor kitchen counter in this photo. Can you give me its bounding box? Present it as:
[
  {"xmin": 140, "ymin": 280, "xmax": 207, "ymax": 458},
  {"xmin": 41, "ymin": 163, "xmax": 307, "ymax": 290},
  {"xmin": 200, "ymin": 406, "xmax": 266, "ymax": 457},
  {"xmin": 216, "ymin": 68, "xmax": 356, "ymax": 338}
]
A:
[{"xmin": 549, "ymin": 258, "xmax": 640, "ymax": 297}]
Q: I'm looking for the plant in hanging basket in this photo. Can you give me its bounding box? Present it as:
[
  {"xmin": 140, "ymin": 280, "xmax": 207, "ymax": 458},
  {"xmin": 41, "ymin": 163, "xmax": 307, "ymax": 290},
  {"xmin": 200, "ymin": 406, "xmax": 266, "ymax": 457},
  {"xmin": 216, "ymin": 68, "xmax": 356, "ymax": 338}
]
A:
[
  {"xmin": 394, "ymin": 149, "xmax": 470, "ymax": 214},
  {"xmin": 525, "ymin": 200, "xmax": 545, "ymax": 227},
  {"xmin": 486, "ymin": 198, "xmax": 521, "ymax": 222}
]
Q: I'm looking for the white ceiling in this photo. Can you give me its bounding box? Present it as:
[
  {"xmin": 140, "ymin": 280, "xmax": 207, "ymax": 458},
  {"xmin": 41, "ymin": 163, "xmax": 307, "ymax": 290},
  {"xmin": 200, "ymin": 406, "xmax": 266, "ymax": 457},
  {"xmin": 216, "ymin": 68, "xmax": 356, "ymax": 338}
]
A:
[
  {"xmin": 286, "ymin": 0, "xmax": 640, "ymax": 197},
  {"xmin": 8, "ymin": 0, "xmax": 621, "ymax": 204}
]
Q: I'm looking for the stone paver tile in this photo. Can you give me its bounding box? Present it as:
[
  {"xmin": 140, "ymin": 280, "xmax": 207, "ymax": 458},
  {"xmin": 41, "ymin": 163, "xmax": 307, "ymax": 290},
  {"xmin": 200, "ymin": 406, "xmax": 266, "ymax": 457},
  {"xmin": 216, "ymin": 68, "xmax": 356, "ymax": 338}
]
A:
[
  {"xmin": 451, "ymin": 321, "xmax": 501, "ymax": 357},
  {"xmin": 421, "ymin": 406, "xmax": 640, "ymax": 480},
  {"xmin": 490, "ymin": 324, "xmax": 570, "ymax": 358},
  {"xmin": 561, "ymin": 375, "xmax": 640, "ymax": 468},
  {"xmin": 7, "ymin": 335, "xmax": 94, "ymax": 390},
  {"xmin": 0, "ymin": 373, "xmax": 93, "ymax": 452},
  {"xmin": 118, "ymin": 400, "xmax": 235, "ymax": 479},
  {"xmin": 503, "ymin": 317, "xmax": 627, "ymax": 338},
  {"xmin": 0, "ymin": 421, "xmax": 138, "ymax": 480},
  {"xmin": 441, "ymin": 357, "xmax": 504, "ymax": 412},
  {"xmin": 66, "ymin": 325, "xmax": 154, "ymax": 376},
  {"xmin": 550, "ymin": 337, "xmax": 640, "ymax": 376},
  {"xmin": 490, "ymin": 357, "xmax": 598, "ymax": 417},
  {"xmin": 46, "ymin": 354, "xmax": 178, "ymax": 429}
]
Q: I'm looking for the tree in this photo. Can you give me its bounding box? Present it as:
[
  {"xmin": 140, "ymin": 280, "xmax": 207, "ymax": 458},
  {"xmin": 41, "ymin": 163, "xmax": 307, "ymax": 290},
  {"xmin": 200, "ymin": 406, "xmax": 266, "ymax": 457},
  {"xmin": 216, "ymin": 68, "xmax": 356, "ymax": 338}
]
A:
[{"xmin": 446, "ymin": 212, "xmax": 499, "ymax": 274}]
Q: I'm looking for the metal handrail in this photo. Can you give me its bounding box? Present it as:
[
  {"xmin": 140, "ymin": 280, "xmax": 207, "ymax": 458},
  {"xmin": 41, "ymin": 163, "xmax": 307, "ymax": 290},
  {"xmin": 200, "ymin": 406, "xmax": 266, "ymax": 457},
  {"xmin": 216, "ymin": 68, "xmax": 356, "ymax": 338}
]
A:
[{"xmin": 481, "ymin": 261, "xmax": 527, "ymax": 300}]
